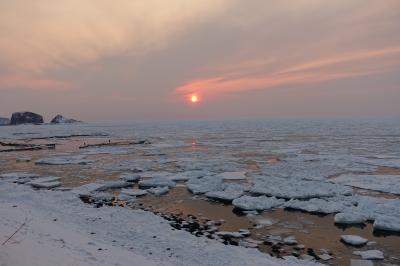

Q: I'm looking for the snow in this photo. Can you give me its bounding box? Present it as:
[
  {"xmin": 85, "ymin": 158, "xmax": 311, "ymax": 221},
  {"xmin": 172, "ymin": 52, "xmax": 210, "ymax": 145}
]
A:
[
  {"xmin": 232, "ymin": 196, "xmax": 285, "ymax": 211},
  {"xmin": 215, "ymin": 171, "xmax": 247, "ymax": 180},
  {"xmin": 36, "ymin": 155, "xmax": 94, "ymax": 165},
  {"xmin": 251, "ymin": 177, "xmax": 352, "ymax": 199},
  {"xmin": 340, "ymin": 235, "xmax": 368, "ymax": 246},
  {"xmin": 186, "ymin": 176, "xmax": 224, "ymax": 194},
  {"xmin": 353, "ymin": 250, "xmax": 384, "ymax": 260},
  {"xmin": 331, "ymin": 174, "xmax": 400, "ymax": 194},
  {"xmin": 0, "ymin": 172, "xmax": 40, "ymax": 184},
  {"xmin": 0, "ymin": 181, "xmax": 321, "ymax": 266}
]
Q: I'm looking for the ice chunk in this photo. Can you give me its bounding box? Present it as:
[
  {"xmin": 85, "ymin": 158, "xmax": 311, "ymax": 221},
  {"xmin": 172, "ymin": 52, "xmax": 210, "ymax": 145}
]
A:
[
  {"xmin": 96, "ymin": 181, "xmax": 133, "ymax": 191},
  {"xmin": 353, "ymin": 250, "xmax": 384, "ymax": 260},
  {"xmin": 147, "ymin": 186, "xmax": 169, "ymax": 196},
  {"xmin": 119, "ymin": 173, "xmax": 140, "ymax": 182},
  {"xmin": 28, "ymin": 176, "xmax": 62, "ymax": 189},
  {"xmin": 232, "ymin": 196, "xmax": 285, "ymax": 211},
  {"xmin": 187, "ymin": 176, "xmax": 224, "ymax": 194},
  {"xmin": 340, "ymin": 235, "xmax": 368, "ymax": 246},
  {"xmin": 139, "ymin": 177, "xmax": 175, "ymax": 189},
  {"xmin": 350, "ymin": 259, "xmax": 373, "ymax": 266},
  {"xmin": 331, "ymin": 174, "xmax": 400, "ymax": 195},
  {"xmin": 285, "ymin": 197, "xmax": 355, "ymax": 214},
  {"xmin": 72, "ymin": 183, "xmax": 106, "ymax": 195},
  {"xmin": 334, "ymin": 212, "xmax": 366, "ymax": 224},
  {"xmin": 120, "ymin": 188, "xmax": 148, "ymax": 197},
  {"xmin": 283, "ymin": 236, "xmax": 297, "ymax": 245},
  {"xmin": 206, "ymin": 184, "xmax": 247, "ymax": 202},
  {"xmin": 251, "ymin": 177, "xmax": 352, "ymax": 199},
  {"xmin": 373, "ymin": 216, "xmax": 400, "ymax": 232},
  {"xmin": 0, "ymin": 172, "xmax": 40, "ymax": 183},
  {"xmin": 215, "ymin": 171, "xmax": 247, "ymax": 180},
  {"xmin": 35, "ymin": 155, "xmax": 93, "ymax": 165}
]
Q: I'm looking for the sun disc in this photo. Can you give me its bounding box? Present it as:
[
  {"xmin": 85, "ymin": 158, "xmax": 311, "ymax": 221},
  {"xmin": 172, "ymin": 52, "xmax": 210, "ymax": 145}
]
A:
[{"xmin": 191, "ymin": 95, "xmax": 198, "ymax": 103}]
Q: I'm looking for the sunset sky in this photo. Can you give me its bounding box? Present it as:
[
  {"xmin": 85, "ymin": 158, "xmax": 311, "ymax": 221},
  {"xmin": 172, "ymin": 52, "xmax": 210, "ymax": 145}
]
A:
[{"xmin": 0, "ymin": 0, "xmax": 399, "ymax": 121}]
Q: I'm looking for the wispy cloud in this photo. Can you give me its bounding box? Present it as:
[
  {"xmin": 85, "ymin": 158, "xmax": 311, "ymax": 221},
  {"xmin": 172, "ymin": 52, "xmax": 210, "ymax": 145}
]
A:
[{"xmin": 175, "ymin": 47, "xmax": 400, "ymax": 96}]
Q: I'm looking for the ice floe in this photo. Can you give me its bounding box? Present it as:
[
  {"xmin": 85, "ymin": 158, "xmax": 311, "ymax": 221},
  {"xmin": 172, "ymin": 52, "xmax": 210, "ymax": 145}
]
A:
[
  {"xmin": 139, "ymin": 177, "xmax": 176, "ymax": 189},
  {"xmin": 187, "ymin": 176, "xmax": 224, "ymax": 194},
  {"xmin": 215, "ymin": 171, "xmax": 247, "ymax": 180},
  {"xmin": 340, "ymin": 235, "xmax": 368, "ymax": 246},
  {"xmin": 232, "ymin": 196, "xmax": 285, "ymax": 211},
  {"xmin": 147, "ymin": 186, "xmax": 170, "ymax": 196},
  {"xmin": 119, "ymin": 173, "xmax": 140, "ymax": 182},
  {"xmin": 120, "ymin": 188, "xmax": 148, "ymax": 197},
  {"xmin": 205, "ymin": 184, "xmax": 247, "ymax": 202},
  {"xmin": 28, "ymin": 176, "xmax": 61, "ymax": 189},
  {"xmin": 353, "ymin": 250, "xmax": 384, "ymax": 260},
  {"xmin": 284, "ymin": 197, "xmax": 356, "ymax": 214},
  {"xmin": 331, "ymin": 174, "xmax": 400, "ymax": 195},
  {"xmin": 36, "ymin": 155, "xmax": 94, "ymax": 165},
  {"xmin": 251, "ymin": 177, "xmax": 352, "ymax": 199},
  {"xmin": 334, "ymin": 196, "xmax": 400, "ymax": 232}
]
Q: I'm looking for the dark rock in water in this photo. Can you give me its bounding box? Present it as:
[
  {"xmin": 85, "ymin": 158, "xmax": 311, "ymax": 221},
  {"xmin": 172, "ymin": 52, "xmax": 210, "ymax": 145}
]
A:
[
  {"xmin": 0, "ymin": 117, "xmax": 10, "ymax": 126},
  {"xmin": 50, "ymin": 114, "xmax": 80, "ymax": 124},
  {"xmin": 10, "ymin": 112, "xmax": 43, "ymax": 125}
]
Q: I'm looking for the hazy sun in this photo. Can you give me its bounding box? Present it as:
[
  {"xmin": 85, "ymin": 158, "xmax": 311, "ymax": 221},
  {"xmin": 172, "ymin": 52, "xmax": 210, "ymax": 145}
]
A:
[{"xmin": 190, "ymin": 95, "xmax": 198, "ymax": 103}]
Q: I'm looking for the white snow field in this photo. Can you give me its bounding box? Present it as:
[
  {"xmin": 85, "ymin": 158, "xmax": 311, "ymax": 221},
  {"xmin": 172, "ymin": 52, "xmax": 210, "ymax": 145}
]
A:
[{"xmin": 0, "ymin": 182, "xmax": 320, "ymax": 266}]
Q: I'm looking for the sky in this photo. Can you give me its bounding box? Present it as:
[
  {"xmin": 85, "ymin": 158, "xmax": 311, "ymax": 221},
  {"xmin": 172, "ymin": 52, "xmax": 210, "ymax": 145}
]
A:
[{"xmin": 0, "ymin": 0, "xmax": 399, "ymax": 121}]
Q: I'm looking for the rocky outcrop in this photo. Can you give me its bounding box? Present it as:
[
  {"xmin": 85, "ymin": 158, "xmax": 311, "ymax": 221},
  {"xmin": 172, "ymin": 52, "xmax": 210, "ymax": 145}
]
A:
[
  {"xmin": 10, "ymin": 112, "xmax": 43, "ymax": 125},
  {"xmin": 0, "ymin": 117, "xmax": 10, "ymax": 126},
  {"xmin": 50, "ymin": 114, "xmax": 80, "ymax": 124}
]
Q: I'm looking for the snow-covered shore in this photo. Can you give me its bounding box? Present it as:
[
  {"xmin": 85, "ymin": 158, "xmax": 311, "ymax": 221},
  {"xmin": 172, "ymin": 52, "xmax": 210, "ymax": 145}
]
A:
[{"xmin": 0, "ymin": 181, "xmax": 319, "ymax": 266}]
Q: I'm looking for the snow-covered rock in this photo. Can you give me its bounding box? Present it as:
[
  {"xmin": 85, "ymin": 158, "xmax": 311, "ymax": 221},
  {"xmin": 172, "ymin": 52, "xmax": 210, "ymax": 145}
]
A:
[
  {"xmin": 353, "ymin": 250, "xmax": 384, "ymax": 260},
  {"xmin": 187, "ymin": 176, "xmax": 224, "ymax": 194},
  {"xmin": 36, "ymin": 155, "xmax": 93, "ymax": 165},
  {"xmin": 340, "ymin": 235, "xmax": 368, "ymax": 246},
  {"xmin": 331, "ymin": 174, "xmax": 400, "ymax": 195},
  {"xmin": 232, "ymin": 196, "xmax": 285, "ymax": 211}
]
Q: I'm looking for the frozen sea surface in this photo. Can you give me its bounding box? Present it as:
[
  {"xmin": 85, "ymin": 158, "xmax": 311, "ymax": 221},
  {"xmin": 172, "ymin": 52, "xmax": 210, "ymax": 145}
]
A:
[{"xmin": 1, "ymin": 119, "xmax": 400, "ymax": 265}]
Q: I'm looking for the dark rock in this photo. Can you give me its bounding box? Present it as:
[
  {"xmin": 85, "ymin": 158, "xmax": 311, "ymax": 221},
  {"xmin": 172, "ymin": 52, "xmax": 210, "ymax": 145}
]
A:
[
  {"xmin": 50, "ymin": 114, "xmax": 80, "ymax": 124},
  {"xmin": 0, "ymin": 117, "xmax": 10, "ymax": 126},
  {"xmin": 10, "ymin": 112, "xmax": 43, "ymax": 125}
]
